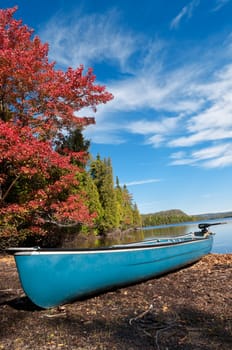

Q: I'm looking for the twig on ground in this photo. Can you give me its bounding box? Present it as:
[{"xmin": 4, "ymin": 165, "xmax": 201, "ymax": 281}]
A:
[{"xmin": 129, "ymin": 304, "xmax": 154, "ymax": 325}]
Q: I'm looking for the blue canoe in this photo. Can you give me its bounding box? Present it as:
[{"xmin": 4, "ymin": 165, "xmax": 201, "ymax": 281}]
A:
[{"xmin": 8, "ymin": 223, "xmax": 216, "ymax": 309}]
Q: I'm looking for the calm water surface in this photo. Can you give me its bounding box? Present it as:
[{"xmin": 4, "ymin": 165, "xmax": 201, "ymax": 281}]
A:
[
  {"xmin": 140, "ymin": 218, "xmax": 232, "ymax": 254},
  {"xmin": 97, "ymin": 218, "xmax": 232, "ymax": 253},
  {"xmin": 67, "ymin": 218, "xmax": 231, "ymax": 253}
]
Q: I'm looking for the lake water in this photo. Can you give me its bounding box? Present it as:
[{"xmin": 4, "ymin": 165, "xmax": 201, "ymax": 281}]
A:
[
  {"xmin": 67, "ymin": 218, "xmax": 231, "ymax": 253},
  {"xmin": 96, "ymin": 218, "xmax": 232, "ymax": 254},
  {"xmin": 209, "ymin": 218, "xmax": 232, "ymax": 253},
  {"xmin": 138, "ymin": 218, "xmax": 232, "ymax": 254}
]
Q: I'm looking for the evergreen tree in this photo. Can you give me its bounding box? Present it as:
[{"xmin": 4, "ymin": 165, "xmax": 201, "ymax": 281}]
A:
[
  {"xmin": 56, "ymin": 128, "xmax": 90, "ymax": 167},
  {"xmin": 121, "ymin": 185, "xmax": 133, "ymax": 228},
  {"xmin": 115, "ymin": 180, "xmax": 142, "ymax": 229},
  {"xmin": 115, "ymin": 177, "xmax": 124, "ymax": 227},
  {"xmin": 89, "ymin": 155, "xmax": 118, "ymax": 233},
  {"xmin": 132, "ymin": 203, "xmax": 142, "ymax": 227},
  {"xmin": 75, "ymin": 171, "xmax": 103, "ymax": 233}
]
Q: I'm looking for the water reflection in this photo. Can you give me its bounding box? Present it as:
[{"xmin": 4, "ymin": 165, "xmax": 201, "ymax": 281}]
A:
[
  {"xmin": 103, "ymin": 224, "xmax": 194, "ymax": 247},
  {"xmin": 63, "ymin": 218, "xmax": 232, "ymax": 253},
  {"xmin": 99, "ymin": 223, "xmax": 201, "ymax": 247},
  {"xmin": 141, "ymin": 220, "xmax": 232, "ymax": 254},
  {"xmin": 141, "ymin": 224, "xmax": 192, "ymax": 238}
]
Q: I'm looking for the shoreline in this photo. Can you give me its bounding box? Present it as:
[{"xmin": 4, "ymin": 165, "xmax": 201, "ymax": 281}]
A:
[{"xmin": 0, "ymin": 253, "xmax": 231, "ymax": 349}]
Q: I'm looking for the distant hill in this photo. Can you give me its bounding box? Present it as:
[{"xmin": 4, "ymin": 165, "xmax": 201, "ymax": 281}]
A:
[
  {"xmin": 141, "ymin": 209, "xmax": 232, "ymax": 227},
  {"xmin": 141, "ymin": 209, "xmax": 195, "ymax": 226},
  {"xmin": 194, "ymin": 211, "xmax": 232, "ymax": 220},
  {"xmin": 147, "ymin": 209, "xmax": 188, "ymax": 217}
]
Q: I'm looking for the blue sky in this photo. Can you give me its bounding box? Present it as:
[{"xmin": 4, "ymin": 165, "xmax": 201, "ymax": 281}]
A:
[{"xmin": 3, "ymin": 0, "xmax": 232, "ymax": 215}]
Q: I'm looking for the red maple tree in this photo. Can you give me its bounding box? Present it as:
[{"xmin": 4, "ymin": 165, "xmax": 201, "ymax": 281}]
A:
[{"xmin": 0, "ymin": 7, "xmax": 113, "ymax": 238}]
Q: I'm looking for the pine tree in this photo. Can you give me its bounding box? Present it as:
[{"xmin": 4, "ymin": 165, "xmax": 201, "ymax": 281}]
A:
[
  {"xmin": 75, "ymin": 171, "xmax": 103, "ymax": 233},
  {"xmin": 56, "ymin": 128, "xmax": 90, "ymax": 167},
  {"xmin": 89, "ymin": 156, "xmax": 118, "ymax": 233},
  {"xmin": 121, "ymin": 185, "xmax": 133, "ymax": 228},
  {"xmin": 115, "ymin": 179, "xmax": 142, "ymax": 229},
  {"xmin": 115, "ymin": 177, "xmax": 124, "ymax": 227},
  {"xmin": 132, "ymin": 203, "xmax": 142, "ymax": 227}
]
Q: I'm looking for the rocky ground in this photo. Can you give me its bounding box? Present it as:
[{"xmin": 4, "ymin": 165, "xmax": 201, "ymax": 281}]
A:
[{"xmin": 0, "ymin": 253, "xmax": 232, "ymax": 350}]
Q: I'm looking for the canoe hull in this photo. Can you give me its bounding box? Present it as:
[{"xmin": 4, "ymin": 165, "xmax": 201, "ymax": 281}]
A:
[{"xmin": 12, "ymin": 235, "xmax": 213, "ymax": 308}]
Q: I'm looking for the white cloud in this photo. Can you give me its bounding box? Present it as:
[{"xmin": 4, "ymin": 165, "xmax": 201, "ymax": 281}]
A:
[
  {"xmin": 40, "ymin": 7, "xmax": 232, "ymax": 168},
  {"xmin": 170, "ymin": 128, "xmax": 232, "ymax": 147},
  {"xmin": 168, "ymin": 63, "xmax": 232, "ymax": 149},
  {"xmin": 170, "ymin": 143, "xmax": 232, "ymax": 168},
  {"xmin": 170, "ymin": 0, "xmax": 200, "ymax": 29},
  {"xmin": 192, "ymin": 143, "xmax": 231, "ymax": 160},
  {"xmin": 40, "ymin": 9, "xmax": 139, "ymax": 70},
  {"xmin": 188, "ymin": 103, "xmax": 232, "ymax": 133},
  {"xmin": 124, "ymin": 179, "xmax": 161, "ymax": 186},
  {"xmin": 106, "ymin": 65, "xmax": 204, "ymax": 114},
  {"xmin": 146, "ymin": 134, "xmax": 166, "ymax": 148},
  {"xmin": 169, "ymin": 152, "xmax": 195, "ymax": 166},
  {"xmin": 126, "ymin": 117, "xmax": 181, "ymax": 135},
  {"xmin": 122, "ymin": 116, "xmax": 182, "ymax": 147},
  {"xmin": 88, "ymin": 42, "xmax": 232, "ymax": 164},
  {"xmin": 203, "ymin": 151, "xmax": 232, "ymax": 167}
]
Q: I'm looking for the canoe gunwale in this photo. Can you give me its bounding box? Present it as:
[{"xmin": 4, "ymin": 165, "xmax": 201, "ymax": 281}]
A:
[{"xmin": 7, "ymin": 234, "xmax": 213, "ymax": 255}]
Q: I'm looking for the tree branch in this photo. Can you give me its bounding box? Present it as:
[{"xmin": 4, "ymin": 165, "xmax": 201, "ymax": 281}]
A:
[
  {"xmin": 1, "ymin": 174, "xmax": 20, "ymax": 203},
  {"xmin": 43, "ymin": 215, "xmax": 82, "ymax": 228}
]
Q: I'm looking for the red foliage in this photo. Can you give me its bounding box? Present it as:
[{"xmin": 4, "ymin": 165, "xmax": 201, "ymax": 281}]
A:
[
  {"xmin": 0, "ymin": 7, "xmax": 112, "ymax": 139},
  {"xmin": 0, "ymin": 7, "xmax": 113, "ymax": 236},
  {"xmin": 0, "ymin": 121, "xmax": 95, "ymax": 230}
]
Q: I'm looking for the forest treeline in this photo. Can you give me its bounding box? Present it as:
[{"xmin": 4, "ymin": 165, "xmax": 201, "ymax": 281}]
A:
[
  {"xmin": 79, "ymin": 153, "xmax": 142, "ymax": 235},
  {"xmin": 141, "ymin": 209, "xmax": 196, "ymax": 227}
]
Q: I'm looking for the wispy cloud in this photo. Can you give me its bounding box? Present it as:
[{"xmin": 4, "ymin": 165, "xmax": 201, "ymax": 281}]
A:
[
  {"xmin": 40, "ymin": 7, "xmax": 232, "ymax": 169},
  {"xmin": 40, "ymin": 9, "xmax": 139, "ymax": 70},
  {"xmin": 123, "ymin": 179, "xmax": 161, "ymax": 187},
  {"xmin": 126, "ymin": 117, "xmax": 181, "ymax": 135},
  {"xmin": 212, "ymin": 0, "xmax": 231, "ymax": 12},
  {"xmin": 125, "ymin": 116, "xmax": 182, "ymax": 148},
  {"xmin": 169, "ymin": 63, "xmax": 232, "ymax": 149},
  {"xmin": 170, "ymin": 143, "xmax": 232, "ymax": 168},
  {"xmin": 170, "ymin": 0, "xmax": 200, "ymax": 29}
]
